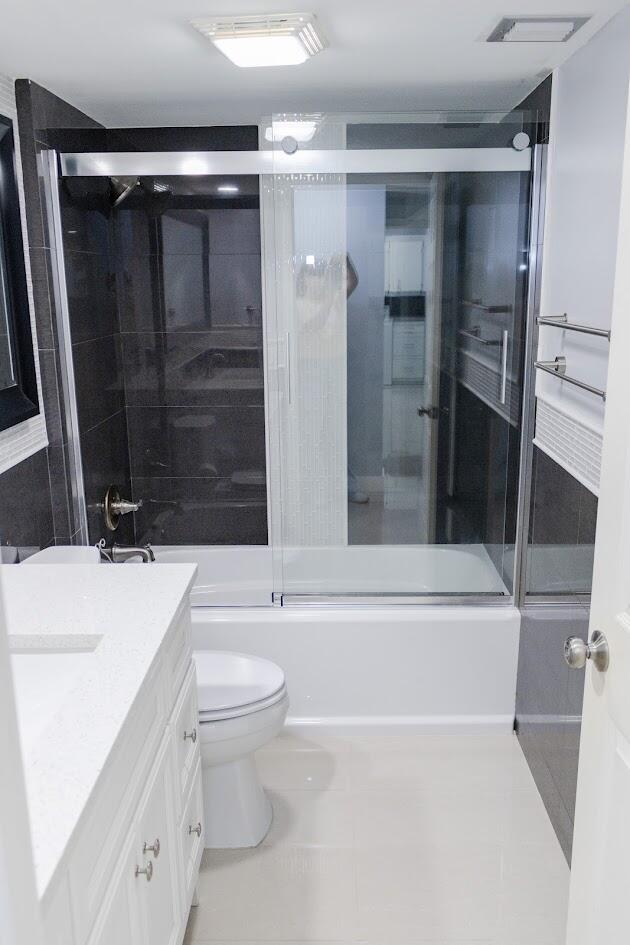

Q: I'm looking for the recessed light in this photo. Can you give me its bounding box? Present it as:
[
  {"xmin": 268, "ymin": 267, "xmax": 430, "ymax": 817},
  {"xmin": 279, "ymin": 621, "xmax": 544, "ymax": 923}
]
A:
[
  {"xmin": 217, "ymin": 184, "xmax": 239, "ymax": 194},
  {"xmin": 191, "ymin": 13, "xmax": 326, "ymax": 68},
  {"xmin": 487, "ymin": 16, "xmax": 590, "ymax": 43}
]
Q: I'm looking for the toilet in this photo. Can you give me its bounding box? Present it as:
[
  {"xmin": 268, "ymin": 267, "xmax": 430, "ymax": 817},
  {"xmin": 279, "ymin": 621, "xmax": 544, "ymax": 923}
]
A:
[{"xmin": 194, "ymin": 650, "xmax": 288, "ymax": 849}]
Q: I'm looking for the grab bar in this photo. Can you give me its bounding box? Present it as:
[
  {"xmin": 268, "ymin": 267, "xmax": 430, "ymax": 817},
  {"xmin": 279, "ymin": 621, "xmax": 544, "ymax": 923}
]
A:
[
  {"xmin": 537, "ymin": 314, "xmax": 611, "ymax": 340},
  {"xmin": 462, "ymin": 299, "xmax": 512, "ymax": 315},
  {"xmin": 534, "ymin": 356, "xmax": 606, "ymax": 401},
  {"xmin": 458, "ymin": 329, "xmax": 501, "ymax": 346}
]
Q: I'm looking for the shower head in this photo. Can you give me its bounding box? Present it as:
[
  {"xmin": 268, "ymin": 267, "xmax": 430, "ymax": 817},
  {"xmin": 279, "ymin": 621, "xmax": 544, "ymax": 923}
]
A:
[{"xmin": 110, "ymin": 176, "xmax": 141, "ymax": 208}]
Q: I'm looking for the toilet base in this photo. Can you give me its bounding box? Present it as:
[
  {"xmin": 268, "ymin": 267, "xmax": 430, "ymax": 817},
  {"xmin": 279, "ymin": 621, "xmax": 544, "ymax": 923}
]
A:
[{"xmin": 202, "ymin": 755, "xmax": 273, "ymax": 848}]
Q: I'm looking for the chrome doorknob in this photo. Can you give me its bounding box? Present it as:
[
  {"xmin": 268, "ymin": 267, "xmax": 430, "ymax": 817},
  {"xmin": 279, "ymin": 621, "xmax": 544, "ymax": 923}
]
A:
[{"xmin": 564, "ymin": 630, "xmax": 609, "ymax": 672}]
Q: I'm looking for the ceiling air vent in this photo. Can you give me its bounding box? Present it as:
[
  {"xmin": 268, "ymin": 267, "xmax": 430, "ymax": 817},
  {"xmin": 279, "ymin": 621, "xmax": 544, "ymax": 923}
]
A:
[{"xmin": 487, "ymin": 16, "xmax": 591, "ymax": 43}]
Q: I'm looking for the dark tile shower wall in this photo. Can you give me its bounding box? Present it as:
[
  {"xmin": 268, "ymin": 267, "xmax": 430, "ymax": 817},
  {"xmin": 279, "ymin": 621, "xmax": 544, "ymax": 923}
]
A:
[
  {"xmin": 115, "ymin": 186, "xmax": 267, "ymax": 545},
  {"xmin": 59, "ymin": 180, "xmax": 133, "ymax": 543},
  {"xmin": 516, "ymin": 604, "xmax": 588, "ymax": 863},
  {"xmin": 516, "ymin": 447, "xmax": 598, "ymax": 862},
  {"xmin": 527, "ymin": 446, "xmax": 597, "ymax": 595},
  {"xmin": 0, "ymin": 79, "xmax": 104, "ymax": 554}
]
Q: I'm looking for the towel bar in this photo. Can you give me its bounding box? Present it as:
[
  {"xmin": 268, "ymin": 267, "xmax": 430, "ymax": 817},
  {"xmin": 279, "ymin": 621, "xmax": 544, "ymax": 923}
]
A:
[
  {"xmin": 537, "ymin": 314, "xmax": 611, "ymax": 340},
  {"xmin": 534, "ymin": 356, "xmax": 606, "ymax": 401}
]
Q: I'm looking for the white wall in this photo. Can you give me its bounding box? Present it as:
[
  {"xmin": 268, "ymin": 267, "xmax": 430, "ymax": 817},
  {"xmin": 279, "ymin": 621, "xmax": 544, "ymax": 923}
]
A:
[{"xmin": 536, "ymin": 7, "xmax": 630, "ymax": 494}]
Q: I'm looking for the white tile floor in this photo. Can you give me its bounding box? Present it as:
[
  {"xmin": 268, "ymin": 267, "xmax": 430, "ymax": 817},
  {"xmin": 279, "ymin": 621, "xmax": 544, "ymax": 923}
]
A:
[{"xmin": 184, "ymin": 733, "xmax": 570, "ymax": 945}]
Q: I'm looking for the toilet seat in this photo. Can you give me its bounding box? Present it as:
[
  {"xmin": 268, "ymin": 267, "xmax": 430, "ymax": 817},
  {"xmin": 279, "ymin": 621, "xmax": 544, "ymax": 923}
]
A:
[{"xmin": 194, "ymin": 651, "xmax": 287, "ymax": 722}]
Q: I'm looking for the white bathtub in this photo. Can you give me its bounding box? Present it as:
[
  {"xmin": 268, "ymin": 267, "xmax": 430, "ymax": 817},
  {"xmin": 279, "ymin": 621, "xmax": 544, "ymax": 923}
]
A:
[
  {"xmin": 153, "ymin": 543, "xmax": 507, "ymax": 605},
  {"xmin": 153, "ymin": 546, "xmax": 520, "ymax": 735}
]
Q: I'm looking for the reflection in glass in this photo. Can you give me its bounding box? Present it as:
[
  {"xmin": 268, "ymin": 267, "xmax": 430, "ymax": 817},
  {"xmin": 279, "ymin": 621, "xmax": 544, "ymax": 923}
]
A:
[{"xmin": 267, "ymin": 119, "xmax": 531, "ymax": 596}]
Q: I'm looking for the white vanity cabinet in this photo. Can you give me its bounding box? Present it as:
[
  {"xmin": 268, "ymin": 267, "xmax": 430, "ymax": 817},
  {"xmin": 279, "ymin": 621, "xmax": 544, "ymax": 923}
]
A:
[{"xmin": 40, "ymin": 600, "xmax": 204, "ymax": 945}]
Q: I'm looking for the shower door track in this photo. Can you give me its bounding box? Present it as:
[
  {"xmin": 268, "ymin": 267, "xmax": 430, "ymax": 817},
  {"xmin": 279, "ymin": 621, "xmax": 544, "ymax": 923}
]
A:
[{"xmin": 278, "ymin": 594, "xmax": 513, "ymax": 607}]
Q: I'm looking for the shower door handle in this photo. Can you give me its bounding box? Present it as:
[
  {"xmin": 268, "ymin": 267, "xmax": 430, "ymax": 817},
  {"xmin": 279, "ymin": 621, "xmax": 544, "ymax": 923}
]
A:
[
  {"xmin": 499, "ymin": 330, "xmax": 509, "ymax": 405},
  {"xmin": 418, "ymin": 406, "xmax": 439, "ymax": 420}
]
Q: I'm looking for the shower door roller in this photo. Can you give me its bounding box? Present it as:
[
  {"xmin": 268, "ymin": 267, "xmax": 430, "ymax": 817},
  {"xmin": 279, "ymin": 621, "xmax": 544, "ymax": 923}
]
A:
[{"xmin": 564, "ymin": 630, "xmax": 610, "ymax": 672}]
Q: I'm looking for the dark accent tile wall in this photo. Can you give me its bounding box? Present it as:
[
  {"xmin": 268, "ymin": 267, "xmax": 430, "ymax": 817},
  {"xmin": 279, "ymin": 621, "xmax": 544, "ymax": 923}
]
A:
[
  {"xmin": 81, "ymin": 410, "xmax": 134, "ymax": 543},
  {"xmin": 516, "ymin": 604, "xmax": 588, "ymax": 863},
  {"xmin": 109, "ymin": 158, "xmax": 267, "ymax": 546},
  {"xmin": 132, "ymin": 476, "xmax": 267, "ymax": 545},
  {"xmin": 528, "ymin": 447, "xmax": 597, "ymax": 595},
  {"xmin": 105, "ymin": 126, "xmax": 258, "ymax": 152},
  {"xmin": 58, "ymin": 176, "xmax": 133, "ymax": 545},
  {"xmin": 0, "ymin": 80, "xmax": 102, "ymax": 555},
  {"xmin": 0, "ymin": 450, "xmax": 54, "ymax": 556},
  {"xmin": 8, "ymin": 101, "xmax": 285, "ymax": 550}
]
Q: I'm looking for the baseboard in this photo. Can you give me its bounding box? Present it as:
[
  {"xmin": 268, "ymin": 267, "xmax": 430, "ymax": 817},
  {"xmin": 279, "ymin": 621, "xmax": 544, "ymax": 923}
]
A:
[{"xmin": 284, "ymin": 714, "xmax": 515, "ymax": 736}]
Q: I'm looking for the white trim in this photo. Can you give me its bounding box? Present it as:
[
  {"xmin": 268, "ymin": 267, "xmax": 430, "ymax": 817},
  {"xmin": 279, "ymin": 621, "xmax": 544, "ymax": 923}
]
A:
[
  {"xmin": 285, "ymin": 715, "xmax": 516, "ymax": 735},
  {"xmin": 61, "ymin": 146, "xmax": 532, "ymax": 178},
  {"xmin": 0, "ymin": 74, "xmax": 48, "ymax": 474}
]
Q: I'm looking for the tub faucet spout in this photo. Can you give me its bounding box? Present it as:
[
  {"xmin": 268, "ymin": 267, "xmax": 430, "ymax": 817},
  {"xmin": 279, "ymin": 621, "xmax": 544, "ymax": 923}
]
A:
[{"xmin": 100, "ymin": 542, "xmax": 155, "ymax": 563}]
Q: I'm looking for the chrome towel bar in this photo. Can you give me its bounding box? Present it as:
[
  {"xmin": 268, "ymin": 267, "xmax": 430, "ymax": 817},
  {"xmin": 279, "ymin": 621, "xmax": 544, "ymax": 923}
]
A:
[
  {"xmin": 537, "ymin": 314, "xmax": 611, "ymax": 340},
  {"xmin": 534, "ymin": 356, "xmax": 606, "ymax": 401}
]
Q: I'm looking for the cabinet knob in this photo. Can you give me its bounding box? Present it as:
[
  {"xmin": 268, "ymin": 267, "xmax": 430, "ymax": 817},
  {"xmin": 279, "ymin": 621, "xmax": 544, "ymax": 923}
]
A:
[
  {"xmin": 135, "ymin": 861, "xmax": 153, "ymax": 882},
  {"xmin": 189, "ymin": 822, "xmax": 202, "ymax": 838},
  {"xmin": 143, "ymin": 838, "xmax": 160, "ymax": 858},
  {"xmin": 184, "ymin": 728, "xmax": 197, "ymax": 743}
]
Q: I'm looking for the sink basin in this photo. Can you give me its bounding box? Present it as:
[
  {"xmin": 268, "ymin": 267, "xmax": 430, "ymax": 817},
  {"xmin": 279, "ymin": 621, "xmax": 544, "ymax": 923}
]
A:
[{"xmin": 10, "ymin": 647, "xmax": 97, "ymax": 756}]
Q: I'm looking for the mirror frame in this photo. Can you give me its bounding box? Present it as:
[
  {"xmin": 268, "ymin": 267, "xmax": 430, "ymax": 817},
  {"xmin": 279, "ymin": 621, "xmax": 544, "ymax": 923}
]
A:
[{"xmin": 0, "ymin": 112, "xmax": 39, "ymax": 434}]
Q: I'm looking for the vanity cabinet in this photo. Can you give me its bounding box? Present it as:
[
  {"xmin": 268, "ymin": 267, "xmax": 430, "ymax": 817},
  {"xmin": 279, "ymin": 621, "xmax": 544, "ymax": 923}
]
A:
[
  {"xmin": 41, "ymin": 602, "xmax": 204, "ymax": 945},
  {"xmin": 86, "ymin": 837, "xmax": 141, "ymax": 945}
]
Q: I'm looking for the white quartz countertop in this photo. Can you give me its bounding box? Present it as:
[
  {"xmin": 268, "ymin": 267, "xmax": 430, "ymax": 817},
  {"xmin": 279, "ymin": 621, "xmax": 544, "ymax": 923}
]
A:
[{"xmin": 1, "ymin": 562, "xmax": 197, "ymax": 898}]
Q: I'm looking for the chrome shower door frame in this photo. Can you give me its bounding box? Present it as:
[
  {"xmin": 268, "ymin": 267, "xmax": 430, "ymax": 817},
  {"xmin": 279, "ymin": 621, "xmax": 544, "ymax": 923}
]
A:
[{"xmin": 52, "ymin": 139, "xmax": 543, "ymax": 603}]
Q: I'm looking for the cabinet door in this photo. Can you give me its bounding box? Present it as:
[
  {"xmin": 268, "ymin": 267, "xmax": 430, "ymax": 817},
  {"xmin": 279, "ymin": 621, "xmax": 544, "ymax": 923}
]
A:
[
  {"xmin": 178, "ymin": 757, "xmax": 205, "ymax": 910},
  {"xmin": 135, "ymin": 735, "xmax": 181, "ymax": 945},
  {"xmin": 87, "ymin": 837, "xmax": 142, "ymax": 945}
]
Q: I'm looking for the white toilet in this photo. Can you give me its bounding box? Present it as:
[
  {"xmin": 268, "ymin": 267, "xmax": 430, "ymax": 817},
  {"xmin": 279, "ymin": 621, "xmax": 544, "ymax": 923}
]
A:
[{"xmin": 194, "ymin": 650, "xmax": 288, "ymax": 849}]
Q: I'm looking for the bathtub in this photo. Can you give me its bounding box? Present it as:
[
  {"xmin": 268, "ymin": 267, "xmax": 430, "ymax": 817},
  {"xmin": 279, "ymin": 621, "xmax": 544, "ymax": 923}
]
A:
[
  {"xmin": 153, "ymin": 545, "xmax": 520, "ymax": 734},
  {"xmin": 153, "ymin": 543, "xmax": 508, "ymax": 605}
]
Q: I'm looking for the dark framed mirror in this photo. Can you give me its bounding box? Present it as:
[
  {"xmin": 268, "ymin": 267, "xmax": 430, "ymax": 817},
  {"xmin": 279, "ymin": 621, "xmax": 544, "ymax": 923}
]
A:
[{"xmin": 0, "ymin": 112, "xmax": 39, "ymax": 433}]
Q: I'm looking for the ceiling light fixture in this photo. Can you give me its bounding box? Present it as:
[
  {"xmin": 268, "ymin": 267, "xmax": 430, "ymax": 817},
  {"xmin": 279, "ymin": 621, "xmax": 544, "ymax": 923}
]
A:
[
  {"xmin": 191, "ymin": 13, "xmax": 326, "ymax": 68},
  {"xmin": 487, "ymin": 16, "xmax": 590, "ymax": 43}
]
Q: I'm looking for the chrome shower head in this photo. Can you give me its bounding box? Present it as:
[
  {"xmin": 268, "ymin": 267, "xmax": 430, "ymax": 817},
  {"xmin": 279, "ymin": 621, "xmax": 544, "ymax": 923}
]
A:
[{"xmin": 110, "ymin": 176, "xmax": 141, "ymax": 208}]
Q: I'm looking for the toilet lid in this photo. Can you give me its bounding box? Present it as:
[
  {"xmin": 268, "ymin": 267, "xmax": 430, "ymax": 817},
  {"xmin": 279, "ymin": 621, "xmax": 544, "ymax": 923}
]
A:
[{"xmin": 194, "ymin": 651, "xmax": 286, "ymax": 719}]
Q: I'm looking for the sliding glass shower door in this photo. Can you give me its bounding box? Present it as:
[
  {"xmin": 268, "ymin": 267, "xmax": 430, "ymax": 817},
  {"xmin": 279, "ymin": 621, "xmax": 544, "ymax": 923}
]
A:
[{"xmin": 264, "ymin": 114, "xmax": 532, "ymax": 598}]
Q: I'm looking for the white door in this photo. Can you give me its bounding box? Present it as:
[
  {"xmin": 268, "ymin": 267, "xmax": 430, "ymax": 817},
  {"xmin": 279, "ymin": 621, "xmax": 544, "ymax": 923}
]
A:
[{"xmin": 565, "ymin": 96, "xmax": 630, "ymax": 945}]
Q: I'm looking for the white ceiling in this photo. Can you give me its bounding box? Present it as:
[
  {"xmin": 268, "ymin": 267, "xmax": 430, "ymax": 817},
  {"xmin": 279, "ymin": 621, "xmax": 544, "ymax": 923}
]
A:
[{"xmin": 0, "ymin": 0, "xmax": 627, "ymax": 126}]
